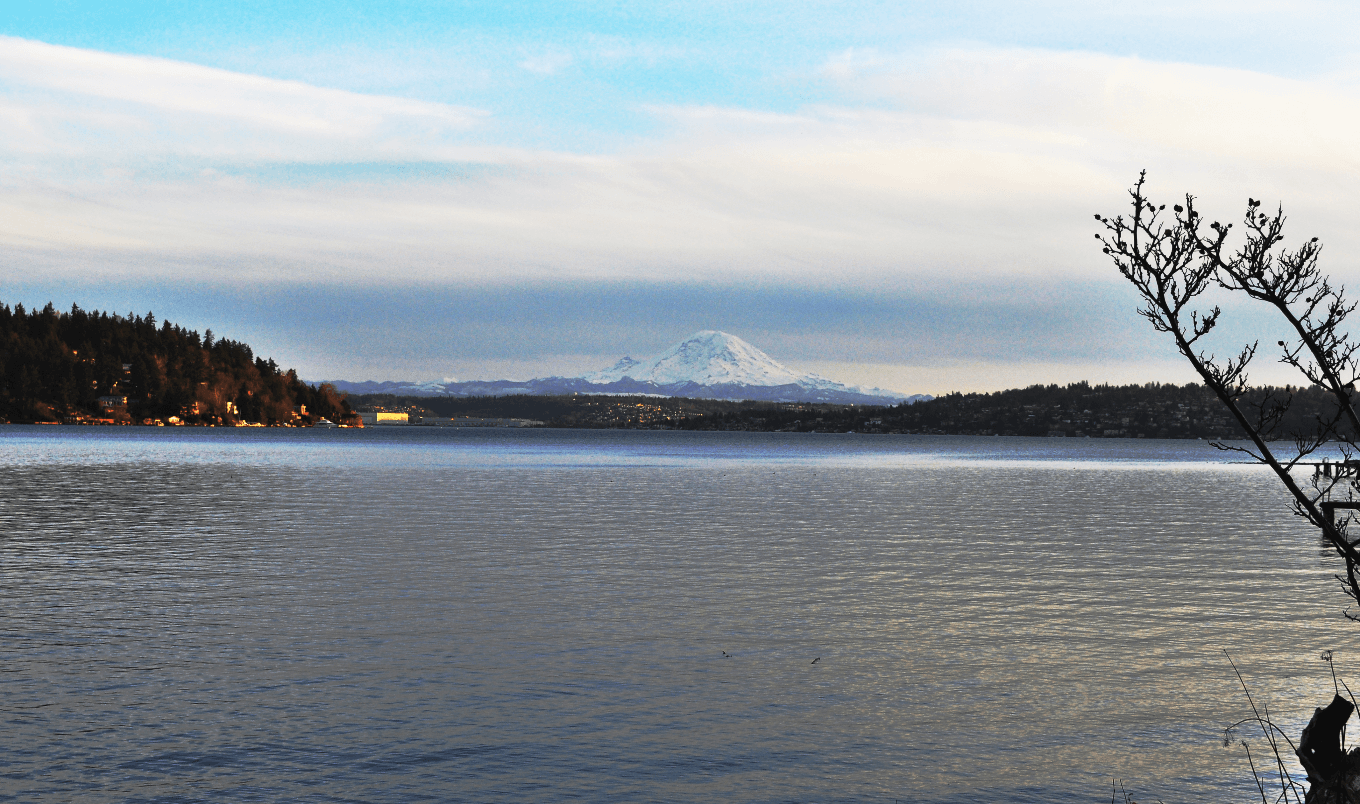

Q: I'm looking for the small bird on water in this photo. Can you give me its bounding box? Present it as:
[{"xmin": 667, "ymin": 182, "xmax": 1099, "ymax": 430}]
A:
[{"xmin": 811, "ymin": 657, "xmax": 820, "ymax": 664}]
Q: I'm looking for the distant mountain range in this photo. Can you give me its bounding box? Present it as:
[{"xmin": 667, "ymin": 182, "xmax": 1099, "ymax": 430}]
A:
[{"xmin": 321, "ymin": 330, "xmax": 932, "ymax": 406}]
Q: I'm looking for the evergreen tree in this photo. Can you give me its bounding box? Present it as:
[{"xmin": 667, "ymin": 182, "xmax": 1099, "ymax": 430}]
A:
[{"xmin": 0, "ymin": 302, "xmax": 357, "ymax": 426}]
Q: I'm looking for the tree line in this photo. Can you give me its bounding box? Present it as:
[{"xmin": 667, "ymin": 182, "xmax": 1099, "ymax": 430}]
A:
[
  {"xmin": 868, "ymin": 381, "xmax": 1345, "ymax": 439},
  {"xmin": 0, "ymin": 302, "xmax": 356, "ymax": 425},
  {"xmin": 348, "ymin": 382, "xmax": 1344, "ymax": 438}
]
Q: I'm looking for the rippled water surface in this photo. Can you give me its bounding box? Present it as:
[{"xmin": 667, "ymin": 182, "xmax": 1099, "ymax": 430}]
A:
[{"xmin": 2, "ymin": 426, "xmax": 1357, "ymax": 803}]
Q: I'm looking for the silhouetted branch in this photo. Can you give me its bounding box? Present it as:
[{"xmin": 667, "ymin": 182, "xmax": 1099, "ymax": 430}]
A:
[
  {"xmin": 1098, "ymin": 175, "xmax": 1360, "ymax": 615},
  {"xmin": 1100, "ymin": 176, "xmax": 1360, "ymax": 802}
]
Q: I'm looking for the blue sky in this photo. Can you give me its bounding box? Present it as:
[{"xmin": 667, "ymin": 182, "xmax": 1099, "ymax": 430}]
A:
[{"xmin": 5, "ymin": 2, "xmax": 1360, "ymax": 392}]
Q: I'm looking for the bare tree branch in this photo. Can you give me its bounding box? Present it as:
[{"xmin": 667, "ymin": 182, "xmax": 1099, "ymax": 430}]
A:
[{"xmin": 1097, "ymin": 174, "xmax": 1360, "ymax": 615}]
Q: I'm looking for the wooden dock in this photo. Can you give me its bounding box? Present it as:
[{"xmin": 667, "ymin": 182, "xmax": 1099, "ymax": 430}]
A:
[{"xmin": 1311, "ymin": 460, "xmax": 1360, "ymax": 479}]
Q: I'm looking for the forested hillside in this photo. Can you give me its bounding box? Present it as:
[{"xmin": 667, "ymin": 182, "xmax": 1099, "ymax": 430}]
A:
[
  {"xmin": 0, "ymin": 302, "xmax": 357, "ymax": 425},
  {"xmin": 354, "ymin": 381, "xmax": 1342, "ymax": 439},
  {"xmin": 681, "ymin": 381, "xmax": 1341, "ymax": 438},
  {"xmin": 876, "ymin": 381, "xmax": 1337, "ymax": 439}
]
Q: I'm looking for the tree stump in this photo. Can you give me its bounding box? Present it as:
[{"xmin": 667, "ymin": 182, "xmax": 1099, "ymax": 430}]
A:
[{"xmin": 1299, "ymin": 695, "xmax": 1360, "ymax": 804}]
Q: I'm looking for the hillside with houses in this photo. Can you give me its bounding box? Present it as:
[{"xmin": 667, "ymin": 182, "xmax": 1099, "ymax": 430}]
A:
[{"xmin": 0, "ymin": 302, "xmax": 359, "ymax": 426}]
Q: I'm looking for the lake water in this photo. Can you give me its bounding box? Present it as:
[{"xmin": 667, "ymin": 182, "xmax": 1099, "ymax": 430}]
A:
[{"xmin": 2, "ymin": 426, "xmax": 1357, "ymax": 803}]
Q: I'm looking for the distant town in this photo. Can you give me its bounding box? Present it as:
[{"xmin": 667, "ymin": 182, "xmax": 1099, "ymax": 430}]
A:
[
  {"xmin": 354, "ymin": 409, "xmax": 544, "ymax": 428},
  {"xmin": 347, "ymin": 381, "xmax": 1332, "ymax": 440}
]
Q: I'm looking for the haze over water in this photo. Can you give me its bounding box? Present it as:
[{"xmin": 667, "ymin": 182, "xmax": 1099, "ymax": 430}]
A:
[{"xmin": 2, "ymin": 427, "xmax": 1355, "ymax": 803}]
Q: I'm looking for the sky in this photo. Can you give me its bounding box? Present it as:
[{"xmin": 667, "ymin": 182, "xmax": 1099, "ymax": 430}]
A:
[{"xmin": 5, "ymin": 2, "xmax": 1360, "ymax": 393}]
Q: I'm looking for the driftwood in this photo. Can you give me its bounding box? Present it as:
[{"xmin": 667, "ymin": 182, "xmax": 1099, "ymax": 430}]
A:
[{"xmin": 1299, "ymin": 695, "xmax": 1360, "ymax": 804}]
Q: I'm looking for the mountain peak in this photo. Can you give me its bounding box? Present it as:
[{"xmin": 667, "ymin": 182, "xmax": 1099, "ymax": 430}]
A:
[
  {"xmin": 584, "ymin": 330, "xmax": 811, "ymax": 387},
  {"xmin": 600, "ymin": 355, "xmax": 641, "ymax": 376},
  {"xmin": 318, "ymin": 330, "xmax": 930, "ymax": 405}
]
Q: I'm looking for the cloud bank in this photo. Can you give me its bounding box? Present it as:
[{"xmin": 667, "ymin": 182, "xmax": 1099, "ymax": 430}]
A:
[
  {"xmin": 7, "ymin": 38, "xmax": 1360, "ymax": 282},
  {"xmin": 5, "ymin": 34, "xmax": 1360, "ymax": 387}
]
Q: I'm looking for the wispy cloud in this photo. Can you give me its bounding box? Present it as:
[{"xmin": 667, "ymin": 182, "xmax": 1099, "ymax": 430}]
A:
[
  {"xmin": 5, "ymin": 38, "xmax": 1360, "ymax": 295},
  {"xmin": 822, "ymin": 45, "xmax": 1360, "ymax": 174},
  {"xmin": 0, "ymin": 36, "xmax": 488, "ymax": 161},
  {"xmin": 518, "ymin": 49, "xmax": 574, "ymax": 76}
]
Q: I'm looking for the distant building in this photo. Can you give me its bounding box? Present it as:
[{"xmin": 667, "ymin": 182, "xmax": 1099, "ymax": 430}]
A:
[
  {"xmin": 98, "ymin": 395, "xmax": 127, "ymax": 410},
  {"xmin": 359, "ymin": 411, "xmax": 409, "ymax": 425}
]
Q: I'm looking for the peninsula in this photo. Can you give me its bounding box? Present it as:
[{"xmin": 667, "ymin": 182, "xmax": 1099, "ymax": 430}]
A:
[{"xmin": 0, "ymin": 302, "xmax": 358, "ymax": 426}]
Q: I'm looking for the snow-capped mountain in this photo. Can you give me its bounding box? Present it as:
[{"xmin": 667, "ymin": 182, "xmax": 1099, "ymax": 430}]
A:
[
  {"xmin": 319, "ymin": 330, "xmax": 931, "ymax": 405},
  {"xmin": 583, "ymin": 330, "xmax": 909, "ymax": 400},
  {"xmin": 321, "ymin": 378, "xmax": 453, "ymax": 396},
  {"xmin": 588, "ymin": 330, "xmax": 812, "ymax": 386}
]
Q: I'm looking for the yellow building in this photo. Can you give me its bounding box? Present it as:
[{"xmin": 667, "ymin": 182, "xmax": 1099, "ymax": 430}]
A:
[{"xmin": 359, "ymin": 411, "xmax": 409, "ymax": 425}]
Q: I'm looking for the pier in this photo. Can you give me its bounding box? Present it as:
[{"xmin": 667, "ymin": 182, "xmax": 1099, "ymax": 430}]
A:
[{"xmin": 1311, "ymin": 459, "xmax": 1360, "ymax": 479}]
